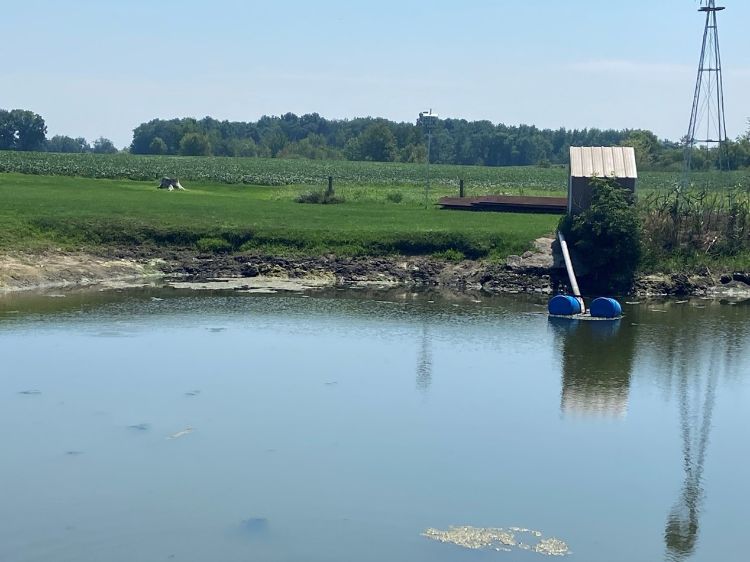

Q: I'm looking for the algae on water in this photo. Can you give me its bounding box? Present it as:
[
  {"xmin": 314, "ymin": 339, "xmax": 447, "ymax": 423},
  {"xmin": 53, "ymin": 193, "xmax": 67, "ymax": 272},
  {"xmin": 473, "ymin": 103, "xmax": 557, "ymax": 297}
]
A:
[{"xmin": 422, "ymin": 526, "xmax": 570, "ymax": 556}]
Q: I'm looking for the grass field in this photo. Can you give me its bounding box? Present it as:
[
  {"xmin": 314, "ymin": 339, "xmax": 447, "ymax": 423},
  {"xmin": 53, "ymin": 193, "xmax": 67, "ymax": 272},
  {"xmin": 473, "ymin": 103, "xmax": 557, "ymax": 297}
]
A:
[
  {"xmin": 0, "ymin": 173, "xmax": 558, "ymax": 258},
  {"xmin": 1, "ymin": 151, "xmax": 747, "ymax": 196},
  {"xmin": 2, "ymin": 152, "xmax": 747, "ymax": 266}
]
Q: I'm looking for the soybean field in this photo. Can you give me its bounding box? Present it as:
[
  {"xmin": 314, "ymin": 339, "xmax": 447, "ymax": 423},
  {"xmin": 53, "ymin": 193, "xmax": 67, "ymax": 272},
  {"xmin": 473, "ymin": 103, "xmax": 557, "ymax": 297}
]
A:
[{"xmin": 1, "ymin": 151, "xmax": 746, "ymax": 195}]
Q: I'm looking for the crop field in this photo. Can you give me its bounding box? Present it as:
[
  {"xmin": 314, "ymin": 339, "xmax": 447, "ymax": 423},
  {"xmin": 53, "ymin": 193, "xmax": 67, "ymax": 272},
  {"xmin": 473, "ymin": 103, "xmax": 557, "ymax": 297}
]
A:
[{"xmin": 1, "ymin": 151, "xmax": 746, "ymax": 198}]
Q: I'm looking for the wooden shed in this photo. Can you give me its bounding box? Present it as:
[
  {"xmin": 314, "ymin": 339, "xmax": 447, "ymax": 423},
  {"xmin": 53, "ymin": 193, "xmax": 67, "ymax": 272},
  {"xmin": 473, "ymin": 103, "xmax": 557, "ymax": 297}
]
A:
[{"xmin": 568, "ymin": 147, "xmax": 638, "ymax": 215}]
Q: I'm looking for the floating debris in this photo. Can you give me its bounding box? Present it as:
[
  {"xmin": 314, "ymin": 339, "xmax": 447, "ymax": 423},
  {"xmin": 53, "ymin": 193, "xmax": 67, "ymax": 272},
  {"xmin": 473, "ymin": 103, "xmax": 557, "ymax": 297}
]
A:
[
  {"xmin": 240, "ymin": 517, "xmax": 269, "ymax": 534},
  {"xmin": 184, "ymin": 390, "xmax": 201, "ymax": 397},
  {"xmin": 128, "ymin": 423, "xmax": 151, "ymax": 431},
  {"xmin": 18, "ymin": 389, "xmax": 42, "ymax": 396},
  {"xmin": 208, "ymin": 327, "xmax": 226, "ymax": 333},
  {"xmin": 422, "ymin": 526, "xmax": 570, "ymax": 557},
  {"xmin": 150, "ymin": 297, "xmax": 164, "ymax": 302},
  {"xmin": 536, "ymin": 538, "xmax": 570, "ymax": 556},
  {"xmin": 625, "ymin": 302, "xmax": 641, "ymax": 305},
  {"xmin": 167, "ymin": 427, "xmax": 193, "ymax": 440},
  {"xmin": 324, "ymin": 381, "xmax": 338, "ymax": 386},
  {"xmin": 675, "ymin": 300, "xmax": 689, "ymax": 304},
  {"xmin": 65, "ymin": 451, "xmax": 84, "ymax": 456}
]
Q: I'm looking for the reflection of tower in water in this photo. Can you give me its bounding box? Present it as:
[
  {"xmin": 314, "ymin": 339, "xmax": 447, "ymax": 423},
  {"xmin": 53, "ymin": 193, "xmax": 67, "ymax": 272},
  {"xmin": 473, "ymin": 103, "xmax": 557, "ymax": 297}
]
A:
[
  {"xmin": 663, "ymin": 346, "xmax": 720, "ymax": 562},
  {"xmin": 664, "ymin": 361, "xmax": 718, "ymax": 561},
  {"xmin": 416, "ymin": 321, "xmax": 432, "ymax": 392},
  {"xmin": 649, "ymin": 301, "xmax": 749, "ymax": 561},
  {"xmin": 550, "ymin": 318, "xmax": 637, "ymax": 417}
]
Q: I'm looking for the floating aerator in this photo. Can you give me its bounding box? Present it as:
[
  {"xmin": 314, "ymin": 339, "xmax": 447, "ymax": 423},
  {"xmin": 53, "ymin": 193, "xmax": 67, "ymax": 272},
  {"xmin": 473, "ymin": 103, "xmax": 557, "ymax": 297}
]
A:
[
  {"xmin": 548, "ymin": 295, "xmax": 583, "ymax": 316},
  {"xmin": 590, "ymin": 298, "xmax": 623, "ymax": 319}
]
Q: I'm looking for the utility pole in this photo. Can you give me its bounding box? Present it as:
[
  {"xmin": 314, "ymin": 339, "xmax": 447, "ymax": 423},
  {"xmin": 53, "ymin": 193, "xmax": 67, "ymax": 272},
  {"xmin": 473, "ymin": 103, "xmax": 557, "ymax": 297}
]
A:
[{"xmin": 418, "ymin": 110, "xmax": 438, "ymax": 207}]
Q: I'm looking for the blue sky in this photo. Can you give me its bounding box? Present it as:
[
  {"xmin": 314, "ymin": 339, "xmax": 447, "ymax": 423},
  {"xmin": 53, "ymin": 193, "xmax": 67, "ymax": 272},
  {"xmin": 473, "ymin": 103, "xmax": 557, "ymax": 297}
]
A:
[{"xmin": 5, "ymin": 0, "xmax": 749, "ymax": 148}]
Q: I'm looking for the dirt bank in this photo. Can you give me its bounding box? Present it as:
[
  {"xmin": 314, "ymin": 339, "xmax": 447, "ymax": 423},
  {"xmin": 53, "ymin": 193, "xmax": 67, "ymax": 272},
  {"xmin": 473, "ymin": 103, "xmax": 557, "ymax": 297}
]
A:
[
  {"xmin": 1, "ymin": 242, "xmax": 749, "ymax": 299},
  {"xmin": 0, "ymin": 252, "xmax": 163, "ymax": 293}
]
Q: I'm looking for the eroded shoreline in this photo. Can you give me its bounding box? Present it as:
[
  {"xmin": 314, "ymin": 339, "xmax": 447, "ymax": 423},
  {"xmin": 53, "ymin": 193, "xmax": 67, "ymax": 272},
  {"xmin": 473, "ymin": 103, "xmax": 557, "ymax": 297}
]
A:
[{"xmin": 1, "ymin": 248, "xmax": 749, "ymax": 299}]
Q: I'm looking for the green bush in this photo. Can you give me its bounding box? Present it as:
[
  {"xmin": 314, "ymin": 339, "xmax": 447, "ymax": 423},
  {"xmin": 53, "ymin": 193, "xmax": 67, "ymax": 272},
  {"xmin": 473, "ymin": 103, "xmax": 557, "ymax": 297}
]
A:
[
  {"xmin": 432, "ymin": 249, "xmax": 465, "ymax": 262},
  {"xmin": 196, "ymin": 237, "xmax": 233, "ymax": 253},
  {"xmin": 386, "ymin": 191, "xmax": 404, "ymax": 203},
  {"xmin": 295, "ymin": 190, "xmax": 344, "ymax": 204},
  {"xmin": 558, "ymin": 177, "xmax": 641, "ymax": 293}
]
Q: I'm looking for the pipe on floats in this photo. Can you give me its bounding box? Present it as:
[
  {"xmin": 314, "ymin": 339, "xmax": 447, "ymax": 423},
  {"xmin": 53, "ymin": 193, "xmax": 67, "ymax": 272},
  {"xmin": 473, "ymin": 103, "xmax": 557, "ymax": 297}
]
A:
[{"xmin": 557, "ymin": 231, "xmax": 585, "ymax": 314}]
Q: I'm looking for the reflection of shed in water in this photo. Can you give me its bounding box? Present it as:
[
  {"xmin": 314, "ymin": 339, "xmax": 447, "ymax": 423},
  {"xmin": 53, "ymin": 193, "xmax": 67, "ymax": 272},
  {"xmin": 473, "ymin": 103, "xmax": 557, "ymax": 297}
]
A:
[{"xmin": 549, "ymin": 318, "xmax": 637, "ymax": 417}]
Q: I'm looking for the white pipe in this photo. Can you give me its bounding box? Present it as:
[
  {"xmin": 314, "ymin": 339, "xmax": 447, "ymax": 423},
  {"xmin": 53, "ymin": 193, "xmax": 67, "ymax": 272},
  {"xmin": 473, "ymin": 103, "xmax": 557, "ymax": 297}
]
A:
[{"xmin": 558, "ymin": 231, "xmax": 585, "ymax": 314}]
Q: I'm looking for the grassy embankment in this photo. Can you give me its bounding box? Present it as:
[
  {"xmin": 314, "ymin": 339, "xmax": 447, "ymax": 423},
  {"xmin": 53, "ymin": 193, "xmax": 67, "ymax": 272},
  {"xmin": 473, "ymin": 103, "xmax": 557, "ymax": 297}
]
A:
[
  {"xmin": 0, "ymin": 152, "xmax": 747, "ymax": 269},
  {"xmin": 0, "ymin": 173, "xmax": 557, "ymax": 259}
]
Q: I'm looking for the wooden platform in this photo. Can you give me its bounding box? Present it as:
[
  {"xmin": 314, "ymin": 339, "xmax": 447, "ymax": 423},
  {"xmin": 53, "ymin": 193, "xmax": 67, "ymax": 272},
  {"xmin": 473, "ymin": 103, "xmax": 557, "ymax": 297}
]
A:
[{"xmin": 438, "ymin": 195, "xmax": 567, "ymax": 214}]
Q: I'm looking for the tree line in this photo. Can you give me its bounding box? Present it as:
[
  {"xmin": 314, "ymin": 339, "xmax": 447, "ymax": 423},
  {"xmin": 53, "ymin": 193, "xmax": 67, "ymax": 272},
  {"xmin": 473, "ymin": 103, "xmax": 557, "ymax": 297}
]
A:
[
  {"xmin": 0, "ymin": 109, "xmax": 117, "ymax": 154},
  {"xmin": 129, "ymin": 113, "xmax": 750, "ymax": 170},
  {"xmin": 3, "ymin": 107, "xmax": 749, "ymax": 171}
]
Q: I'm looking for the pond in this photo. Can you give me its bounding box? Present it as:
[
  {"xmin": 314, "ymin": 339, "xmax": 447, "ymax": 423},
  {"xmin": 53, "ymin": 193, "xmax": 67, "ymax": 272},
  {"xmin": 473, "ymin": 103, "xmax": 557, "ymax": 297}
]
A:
[{"xmin": 0, "ymin": 288, "xmax": 748, "ymax": 562}]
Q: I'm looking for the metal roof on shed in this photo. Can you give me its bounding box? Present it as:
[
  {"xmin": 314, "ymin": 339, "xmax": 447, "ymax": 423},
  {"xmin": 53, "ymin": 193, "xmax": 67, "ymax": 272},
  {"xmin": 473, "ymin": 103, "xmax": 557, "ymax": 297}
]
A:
[{"xmin": 569, "ymin": 147, "xmax": 638, "ymax": 179}]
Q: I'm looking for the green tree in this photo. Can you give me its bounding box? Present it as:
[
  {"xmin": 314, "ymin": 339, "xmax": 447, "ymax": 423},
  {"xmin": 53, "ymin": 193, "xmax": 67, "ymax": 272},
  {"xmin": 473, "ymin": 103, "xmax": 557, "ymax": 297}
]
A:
[
  {"xmin": 46, "ymin": 135, "xmax": 90, "ymax": 153},
  {"xmin": 261, "ymin": 125, "xmax": 287, "ymax": 157},
  {"xmin": 0, "ymin": 109, "xmax": 47, "ymax": 151},
  {"xmin": 358, "ymin": 122, "xmax": 397, "ymax": 162},
  {"xmin": 92, "ymin": 137, "xmax": 118, "ymax": 154},
  {"xmin": 622, "ymin": 130, "xmax": 660, "ymax": 169},
  {"xmin": 149, "ymin": 137, "xmax": 168, "ymax": 155},
  {"xmin": 400, "ymin": 143, "xmax": 427, "ymax": 163},
  {"xmin": 235, "ymin": 138, "xmax": 258, "ymax": 157},
  {"xmin": 179, "ymin": 133, "xmax": 211, "ymax": 156},
  {"xmin": 0, "ymin": 110, "xmax": 15, "ymax": 149},
  {"xmin": 558, "ymin": 177, "xmax": 641, "ymax": 293}
]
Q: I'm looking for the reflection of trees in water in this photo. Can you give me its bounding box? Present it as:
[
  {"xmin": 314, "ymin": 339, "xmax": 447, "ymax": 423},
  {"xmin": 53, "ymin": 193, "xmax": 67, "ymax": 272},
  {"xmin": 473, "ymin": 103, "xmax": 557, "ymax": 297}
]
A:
[
  {"xmin": 416, "ymin": 321, "xmax": 432, "ymax": 393},
  {"xmin": 549, "ymin": 318, "xmax": 637, "ymax": 417},
  {"xmin": 636, "ymin": 302, "xmax": 749, "ymax": 562}
]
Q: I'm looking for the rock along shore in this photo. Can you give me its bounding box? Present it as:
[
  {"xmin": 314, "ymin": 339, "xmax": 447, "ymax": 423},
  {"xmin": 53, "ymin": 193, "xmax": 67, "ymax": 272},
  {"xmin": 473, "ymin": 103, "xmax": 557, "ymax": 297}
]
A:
[{"xmin": 1, "ymin": 241, "xmax": 749, "ymax": 299}]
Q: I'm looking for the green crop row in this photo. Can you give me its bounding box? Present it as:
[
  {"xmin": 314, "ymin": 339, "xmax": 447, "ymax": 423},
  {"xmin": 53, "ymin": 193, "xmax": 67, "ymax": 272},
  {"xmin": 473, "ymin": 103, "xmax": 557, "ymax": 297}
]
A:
[{"xmin": 0, "ymin": 151, "xmax": 746, "ymax": 194}]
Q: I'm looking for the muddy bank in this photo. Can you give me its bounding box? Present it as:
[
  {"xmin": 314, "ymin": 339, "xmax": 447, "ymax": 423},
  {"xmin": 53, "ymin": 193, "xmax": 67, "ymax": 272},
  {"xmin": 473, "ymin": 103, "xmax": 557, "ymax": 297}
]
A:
[
  {"xmin": 1, "ymin": 246, "xmax": 748, "ymax": 299},
  {"xmin": 158, "ymin": 252, "xmax": 557, "ymax": 294},
  {"xmin": 0, "ymin": 245, "xmax": 557, "ymax": 296},
  {"xmin": 0, "ymin": 252, "xmax": 163, "ymax": 293}
]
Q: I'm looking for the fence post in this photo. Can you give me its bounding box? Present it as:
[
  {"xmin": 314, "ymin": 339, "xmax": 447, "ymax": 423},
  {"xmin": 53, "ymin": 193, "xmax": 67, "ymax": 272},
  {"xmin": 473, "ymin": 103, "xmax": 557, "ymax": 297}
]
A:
[
  {"xmin": 327, "ymin": 176, "xmax": 334, "ymax": 196},
  {"xmin": 459, "ymin": 179, "xmax": 465, "ymax": 198}
]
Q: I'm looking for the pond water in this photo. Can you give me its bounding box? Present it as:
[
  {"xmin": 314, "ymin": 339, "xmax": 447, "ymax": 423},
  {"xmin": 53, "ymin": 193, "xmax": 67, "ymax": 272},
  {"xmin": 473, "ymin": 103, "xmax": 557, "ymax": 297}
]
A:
[{"xmin": 0, "ymin": 288, "xmax": 748, "ymax": 562}]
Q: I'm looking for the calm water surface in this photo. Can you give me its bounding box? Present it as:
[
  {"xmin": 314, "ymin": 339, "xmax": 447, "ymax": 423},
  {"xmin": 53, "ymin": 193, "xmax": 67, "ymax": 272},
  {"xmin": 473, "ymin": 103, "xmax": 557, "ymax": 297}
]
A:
[{"xmin": 0, "ymin": 288, "xmax": 748, "ymax": 562}]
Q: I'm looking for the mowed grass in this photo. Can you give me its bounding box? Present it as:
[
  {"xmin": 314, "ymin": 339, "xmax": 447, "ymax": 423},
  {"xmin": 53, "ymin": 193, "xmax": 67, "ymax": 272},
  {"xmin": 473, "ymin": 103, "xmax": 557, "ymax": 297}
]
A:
[{"xmin": 0, "ymin": 173, "xmax": 558, "ymax": 258}]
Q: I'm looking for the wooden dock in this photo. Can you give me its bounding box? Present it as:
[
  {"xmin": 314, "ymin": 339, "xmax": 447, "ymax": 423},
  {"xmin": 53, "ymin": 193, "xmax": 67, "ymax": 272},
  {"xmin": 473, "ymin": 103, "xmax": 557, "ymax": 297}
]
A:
[{"xmin": 438, "ymin": 195, "xmax": 567, "ymax": 214}]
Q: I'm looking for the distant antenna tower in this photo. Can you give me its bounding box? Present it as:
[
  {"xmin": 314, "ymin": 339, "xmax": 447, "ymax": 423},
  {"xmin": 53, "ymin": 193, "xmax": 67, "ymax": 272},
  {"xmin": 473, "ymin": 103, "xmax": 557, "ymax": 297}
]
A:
[{"xmin": 683, "ymin": 0, "xmax": 728, "ymax": 185}]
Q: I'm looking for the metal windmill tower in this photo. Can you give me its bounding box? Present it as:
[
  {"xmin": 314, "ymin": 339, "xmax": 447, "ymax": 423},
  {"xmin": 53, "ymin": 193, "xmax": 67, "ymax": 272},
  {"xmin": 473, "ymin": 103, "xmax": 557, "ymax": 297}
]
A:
[{"xmin": 683, "ymin": 0, "xmax": 729, "ymax": 185}]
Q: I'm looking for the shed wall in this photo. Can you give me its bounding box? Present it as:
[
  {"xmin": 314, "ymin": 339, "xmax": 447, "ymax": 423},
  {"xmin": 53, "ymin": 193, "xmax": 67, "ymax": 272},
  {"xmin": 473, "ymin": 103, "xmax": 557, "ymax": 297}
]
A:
[{"xmin": 568, "ymin": 177, "xmax": 637, "ymax": 215}]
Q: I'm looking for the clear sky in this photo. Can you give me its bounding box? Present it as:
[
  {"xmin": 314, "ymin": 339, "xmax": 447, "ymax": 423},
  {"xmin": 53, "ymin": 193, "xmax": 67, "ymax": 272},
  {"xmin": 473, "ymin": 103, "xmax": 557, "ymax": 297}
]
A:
[{"xmin": 4, "ymin": 0, "xmax": 749, "ymax": 148}]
